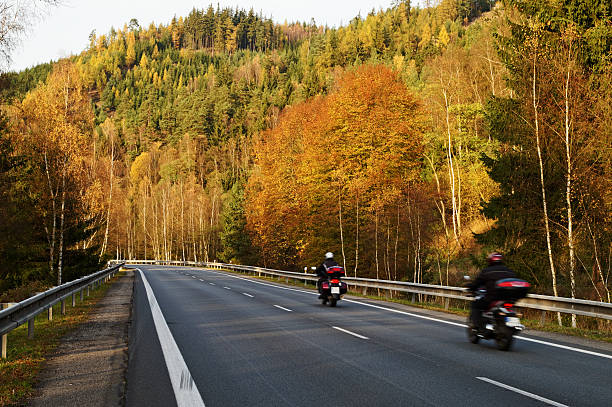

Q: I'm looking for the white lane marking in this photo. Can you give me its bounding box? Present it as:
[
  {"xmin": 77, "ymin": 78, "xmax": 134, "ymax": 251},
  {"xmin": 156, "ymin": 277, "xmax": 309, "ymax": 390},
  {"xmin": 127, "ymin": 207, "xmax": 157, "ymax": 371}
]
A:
[
  {"xmin": 515, "ymin": 336, "xmax": 612, "ymax": 360},
  {"xmin": 333, "ymin": 326, "xmax": 369, "ymax": 340},
  {"xmin": 273, "ymin": 305, "xmax": 293, "ymax": 312},
  {"xmin": 477, "ymin": 377, "xmax": 568, "ymax": 407},
  {"xmin": 138, "ymin": 269, "xmax": 206, "ymax": 407},
  {"xmin": 199, "ymin": 279, "xmax": 204, "ymax": 282},
  {"xmin": 209, "ymin": 283, "xmax": 215, "ymax": 286},
  {"xmin": 192, "ymin": 276, "xmax": 197, "ymax": 279},
  {"xmin": 203, "ymin": 269, "xmax": 612, "ymax": 360},
  {"xmin": 242, "ymin": 293, "xmax": 254, "ymax": 298},
  {"xmin": 223, "ymin": 286, "xmax": 232, "ymax": 290}
]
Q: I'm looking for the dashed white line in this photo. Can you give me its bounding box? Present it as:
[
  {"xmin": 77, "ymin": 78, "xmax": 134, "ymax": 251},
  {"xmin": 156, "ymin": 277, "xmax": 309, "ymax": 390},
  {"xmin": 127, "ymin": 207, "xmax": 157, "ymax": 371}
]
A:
[
  {"xmin": 199, "ymin": 279, "xmax": 204, "ymax": 282},
  {"xmin": 273, "ymin": 305, "xmax": 293, "ymax": 312},
  {"xmin": 332, "ymin": 326, "xmax": 369, "ymax": 340},
  {"xmin": 223, "ymin": 286, "xmax": 232, "ymax": 290},
  {"xmin": 209, "ymin": 283, "xmax": 215, "ymax": 286},
  {"xmin": 242, "ymin": 293, "xmax": 254, "ymax": 298},
  {"xmin": 477, "ymin": 377, "xmax": 568, "ymax": 407},
  {"xmin": 203, "ymin": 269, "xmax": 612, "ymax": 360}
]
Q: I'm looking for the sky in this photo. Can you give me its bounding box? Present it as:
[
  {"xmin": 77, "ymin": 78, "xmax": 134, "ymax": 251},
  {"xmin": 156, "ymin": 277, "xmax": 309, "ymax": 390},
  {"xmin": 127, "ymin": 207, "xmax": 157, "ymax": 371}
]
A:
[{"xmin": 9, "ymin": 0, "xmax": 403, "ymax": 72}]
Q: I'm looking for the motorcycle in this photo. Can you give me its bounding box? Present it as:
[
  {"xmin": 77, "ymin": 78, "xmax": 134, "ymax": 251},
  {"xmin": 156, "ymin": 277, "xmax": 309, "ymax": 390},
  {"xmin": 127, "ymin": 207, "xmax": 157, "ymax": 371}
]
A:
[
  {"xmin": 466, "ymin": 277, "xmax": 530, "ymax": 351},
  {"xmin": 313, "ymin": 265, "xmax": 348, "ymax": 307}
]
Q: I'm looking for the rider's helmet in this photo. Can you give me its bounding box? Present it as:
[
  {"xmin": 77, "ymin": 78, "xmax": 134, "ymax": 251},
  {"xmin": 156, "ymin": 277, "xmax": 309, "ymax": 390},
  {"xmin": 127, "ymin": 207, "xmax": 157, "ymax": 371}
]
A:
[
  {"xmin": 325, "ymin": 252, "xmax": 334, "ymax": 260},
  {"xmin": 487, "ymin": 252, "xmax": 503, "ymax": 264}
]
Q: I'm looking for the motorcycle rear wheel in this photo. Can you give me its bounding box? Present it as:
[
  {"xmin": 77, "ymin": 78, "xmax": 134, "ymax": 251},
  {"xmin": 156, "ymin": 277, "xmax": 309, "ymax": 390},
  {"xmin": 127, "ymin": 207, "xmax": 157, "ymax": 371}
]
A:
[
  {"xmin": 495, "ymin": 325, "xmax": 514, "ymax": 351},
  {"xmin": 329, "ymin": 298, "xmax": 337, "ymax": 307}
]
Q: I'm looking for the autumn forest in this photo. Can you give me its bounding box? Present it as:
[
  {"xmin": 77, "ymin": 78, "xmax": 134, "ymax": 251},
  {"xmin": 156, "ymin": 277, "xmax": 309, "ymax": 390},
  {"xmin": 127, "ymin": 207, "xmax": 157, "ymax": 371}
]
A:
[{"xmin": 0, "ymin": 1, "xmax": 610, "ymax": 320}]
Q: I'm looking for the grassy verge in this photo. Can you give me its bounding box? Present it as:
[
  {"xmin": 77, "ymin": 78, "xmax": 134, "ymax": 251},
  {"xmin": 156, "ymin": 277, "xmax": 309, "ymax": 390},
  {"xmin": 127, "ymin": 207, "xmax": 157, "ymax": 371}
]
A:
[
  {"xmin": 219, "ymin": 269, "xmax": 612, "ymax": 344},
  {"xmin": 0, "ymin": 271, "xmax": 124, "ymax": 406}
]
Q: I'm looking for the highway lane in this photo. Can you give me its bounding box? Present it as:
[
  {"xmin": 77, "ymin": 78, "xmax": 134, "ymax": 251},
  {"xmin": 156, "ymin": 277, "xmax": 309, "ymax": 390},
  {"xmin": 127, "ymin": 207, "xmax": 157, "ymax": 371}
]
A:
[{"xmin": 126, "ymin": 265, "xmax": 612, "ymax": 406}]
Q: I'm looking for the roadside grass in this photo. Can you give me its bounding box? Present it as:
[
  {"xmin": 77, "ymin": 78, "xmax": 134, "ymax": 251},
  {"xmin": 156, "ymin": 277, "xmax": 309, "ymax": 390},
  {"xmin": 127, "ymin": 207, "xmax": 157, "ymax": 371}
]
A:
[
  {"xmin": 216, "ymin": 268, "xmax": 612, "ymax": 344},
  {"xmin": 0, "ymin": 272, "xmax": 123, "ymax": 407}
]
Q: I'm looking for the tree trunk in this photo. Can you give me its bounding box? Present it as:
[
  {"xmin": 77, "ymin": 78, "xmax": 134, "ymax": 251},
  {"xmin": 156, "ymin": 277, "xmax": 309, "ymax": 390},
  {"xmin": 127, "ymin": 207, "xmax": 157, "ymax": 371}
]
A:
[
  {"xmin": 100, "ymin": 133, "xmax": 115, "ymax": 259},
  {"xmin": 532, "ymin": 48, "xmax": 562, "ymax": 325},
  {"xmin": 181, "ymin": 181, "xmax": 186, "ymax": 262},
  {"xmin": 394, "ymin": 204, "xmax": 400, "ymax": 281},
  {"xmin": 375, "ymin": 209, "xmax": 380, "ymax": 296},
  {"xmin": 354, "ymin": 196, "xmax": 359, "ymax": 278},
  {"xmin": 57, "ymin": 164, "xmax": 67, "ymax": 286},
  {"xmin": 442, "ymin": 88, "xmax": 460, "ymax": 245},
  {"xmin": 338, "ymin": 190, "xmax": 346, "ymax": 271},
  {"xmin": 43, "ymin": 151, "xmax": 57, "ymax": 279},
  {"xmin": 563, "ymin": 52, "xmax": 577, "ymax": 328}
]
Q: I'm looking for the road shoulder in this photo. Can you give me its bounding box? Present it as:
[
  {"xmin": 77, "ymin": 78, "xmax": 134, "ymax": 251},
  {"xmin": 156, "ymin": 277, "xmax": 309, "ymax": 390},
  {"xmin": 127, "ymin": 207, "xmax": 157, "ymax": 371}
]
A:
[{"xmin": 28, "ymin": 269, "xmax": 134, "ymax": 407}]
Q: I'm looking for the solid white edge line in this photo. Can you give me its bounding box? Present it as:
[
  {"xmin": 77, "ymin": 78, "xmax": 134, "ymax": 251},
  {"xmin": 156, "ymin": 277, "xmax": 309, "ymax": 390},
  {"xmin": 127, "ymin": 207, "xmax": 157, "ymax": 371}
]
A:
[
  {"xmin": 242, "ymin": 293, "xmax": 254, "ymax": 298},
  {"xmin": 202, "ymin": 269, "xmax": 612, "ymax": 360},
  {"xmin": 477, "ymin": 377, "xmax": 568, "ymax": 407},
  {"xmin": 332, "ymin": 326, "xmax": 369, "ymax": 340},
  {"xmin": 273, "ymin": 305, "xmax": 293, "ymax": 312},
  {"xmin": 138, "ymin": 268, "xmax": 205, "ymax": 407},
  {"xmin": 514, "ymin": 336, "xmax": 612, "ymax": 360}
]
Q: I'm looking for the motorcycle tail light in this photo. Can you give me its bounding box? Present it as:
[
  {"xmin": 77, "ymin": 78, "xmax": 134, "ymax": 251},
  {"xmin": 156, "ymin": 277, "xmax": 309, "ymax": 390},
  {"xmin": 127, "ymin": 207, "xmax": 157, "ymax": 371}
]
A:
[
  {"xmin": 503, "ymin": 303, "xmax": 514, "ymax": 309},
  {"xmin": 330, "ymin": 279, "xmax": 340, "ymax": 284}
]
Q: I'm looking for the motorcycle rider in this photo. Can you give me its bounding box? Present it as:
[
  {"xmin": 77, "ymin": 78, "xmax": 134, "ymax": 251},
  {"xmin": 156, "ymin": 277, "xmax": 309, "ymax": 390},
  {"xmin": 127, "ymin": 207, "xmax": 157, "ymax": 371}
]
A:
[
  {"xmin": 316, "ymin": 252, "xmax": 338, "ymax": 299},
  {"xmin": 468, "ymin": 252, "xmax": 516, "ymax": 331}
]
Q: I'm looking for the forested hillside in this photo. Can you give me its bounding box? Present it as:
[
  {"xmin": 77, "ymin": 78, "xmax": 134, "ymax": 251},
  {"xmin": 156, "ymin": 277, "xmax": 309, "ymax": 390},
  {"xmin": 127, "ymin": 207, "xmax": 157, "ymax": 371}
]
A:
[{"xmin": 1, "ymin": 0, "xmax": 610, "ymax": 323}]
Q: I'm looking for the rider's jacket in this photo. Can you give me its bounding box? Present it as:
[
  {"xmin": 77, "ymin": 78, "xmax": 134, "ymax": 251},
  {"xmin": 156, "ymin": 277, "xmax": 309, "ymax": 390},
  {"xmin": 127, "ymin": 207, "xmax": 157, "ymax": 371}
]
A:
[
  {"xmin": 316, "ymin": 259, "xmax": 338, "ymax": 279},
  {"xmin": 469, "ymin": 262, "xmax": 516, "ymax": 305}
]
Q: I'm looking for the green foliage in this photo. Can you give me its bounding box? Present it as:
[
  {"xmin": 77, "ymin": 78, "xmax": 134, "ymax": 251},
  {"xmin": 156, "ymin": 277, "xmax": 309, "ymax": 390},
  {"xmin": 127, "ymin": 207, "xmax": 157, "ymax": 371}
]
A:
[{"xmin": 220, "ymin": 181, "xmax": 256, "ymax": 264}]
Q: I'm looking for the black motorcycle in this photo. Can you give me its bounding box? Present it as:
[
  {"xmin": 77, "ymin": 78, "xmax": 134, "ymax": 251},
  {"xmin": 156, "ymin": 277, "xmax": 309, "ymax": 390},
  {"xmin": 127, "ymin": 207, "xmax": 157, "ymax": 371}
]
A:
[
  {"xmin": 319, "ymin": 265, "xmax": 348, "ymax": 307},
  {"xmin": 466, "ymin": 278, "xmax": 530, "ymax": 351}
]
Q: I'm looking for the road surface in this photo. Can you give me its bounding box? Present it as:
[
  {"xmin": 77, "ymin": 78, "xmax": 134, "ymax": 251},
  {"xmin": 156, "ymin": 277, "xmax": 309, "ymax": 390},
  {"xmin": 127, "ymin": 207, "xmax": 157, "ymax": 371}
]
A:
[{"xmin": 126, "ymin": 265, "xmax": 612, "ymax": 406}]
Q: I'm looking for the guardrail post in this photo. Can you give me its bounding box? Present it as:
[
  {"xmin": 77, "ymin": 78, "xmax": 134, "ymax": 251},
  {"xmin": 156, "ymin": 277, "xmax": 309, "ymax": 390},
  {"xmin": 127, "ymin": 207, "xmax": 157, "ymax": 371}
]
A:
[
  {"xmin": 48, "ymin": 306, "xmax": 53, "ymax": 321},
  {"xmin": 72, "ymin": 293, "xmax": 76, "ymax": 307},
  {"xmin": 444, "ymin": 298, "xmax": 450, "ymax": 310},
  {"xmin": 28, "ymin": 318, "xmax": 34, "ymax": 339},
  {"xmin": 87, "ymin": 284, "xmax": 90, "ymax": 296},
  {"xmin": 1, "ymin": 304, "xmax": 7, "ymax": 359},
  {"xmin": 80, "ymin": 289, "xmax": 83, "ymax": 301},
  {"xmin": 61, "ymin": 300, "xmax": 66, "ymax": 315},
  {"xmin": 540, "ymin": 310, "xmax": 546, "ymax": 326}
]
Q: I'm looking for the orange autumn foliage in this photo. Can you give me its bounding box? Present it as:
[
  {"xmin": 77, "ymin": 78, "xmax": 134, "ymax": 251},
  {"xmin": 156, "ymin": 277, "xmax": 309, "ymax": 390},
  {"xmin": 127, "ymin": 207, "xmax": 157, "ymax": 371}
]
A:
[{"xmin": 247, "ymin": 64, "xmax": 427, "ymax": 270}]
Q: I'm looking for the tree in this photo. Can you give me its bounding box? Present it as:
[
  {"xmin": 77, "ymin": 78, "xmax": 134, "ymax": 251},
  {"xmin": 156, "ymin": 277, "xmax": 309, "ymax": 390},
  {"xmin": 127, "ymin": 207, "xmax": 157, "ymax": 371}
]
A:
[
  {"xmin": 480, "ymin": 0, "xmax": 611, "ymax": 318},
  {"xmin": 0, "ymin": 0, "xmax": 61, "ymax": 69},
  {"xmin": 19, "ymin": 61, "xmax": 93, "ymax": 284}
]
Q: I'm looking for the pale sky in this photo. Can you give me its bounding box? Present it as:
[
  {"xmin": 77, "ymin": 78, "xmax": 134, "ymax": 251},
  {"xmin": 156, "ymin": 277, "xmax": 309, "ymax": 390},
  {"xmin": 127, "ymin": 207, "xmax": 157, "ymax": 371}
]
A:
[{"xmin": 9, "ymin": 0, "xmax": 407, "ymax": 72}]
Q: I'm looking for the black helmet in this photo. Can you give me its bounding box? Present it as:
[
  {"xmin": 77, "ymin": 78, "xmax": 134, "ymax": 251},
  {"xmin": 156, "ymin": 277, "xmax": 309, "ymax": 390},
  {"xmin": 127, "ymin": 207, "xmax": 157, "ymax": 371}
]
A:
[{"xmin": 487, "ymin": 252, "xmax": 503, "ymax": 264}]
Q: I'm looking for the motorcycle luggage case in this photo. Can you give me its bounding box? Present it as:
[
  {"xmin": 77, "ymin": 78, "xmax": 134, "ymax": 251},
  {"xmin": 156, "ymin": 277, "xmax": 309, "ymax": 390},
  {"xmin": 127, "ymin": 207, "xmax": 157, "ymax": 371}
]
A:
[{"xmin": 495, "ymin": 278, "xmax": 530, "ymax": 300}]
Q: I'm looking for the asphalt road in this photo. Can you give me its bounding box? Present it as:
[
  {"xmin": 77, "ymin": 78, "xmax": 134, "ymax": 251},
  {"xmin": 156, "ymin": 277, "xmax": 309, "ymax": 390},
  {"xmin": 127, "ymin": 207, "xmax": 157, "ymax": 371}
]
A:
[{"xmin": 126, "ymin": 265, "xmax": 612, "ymax": 407}]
